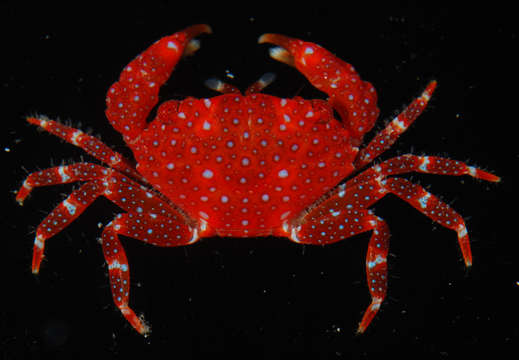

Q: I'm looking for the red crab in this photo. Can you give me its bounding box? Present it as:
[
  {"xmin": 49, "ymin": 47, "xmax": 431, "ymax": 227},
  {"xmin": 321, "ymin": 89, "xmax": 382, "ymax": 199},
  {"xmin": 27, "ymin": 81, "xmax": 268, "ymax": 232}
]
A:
[{"xmin": 17, "ymin": 24, "xmax": 499, "ymax": 336}]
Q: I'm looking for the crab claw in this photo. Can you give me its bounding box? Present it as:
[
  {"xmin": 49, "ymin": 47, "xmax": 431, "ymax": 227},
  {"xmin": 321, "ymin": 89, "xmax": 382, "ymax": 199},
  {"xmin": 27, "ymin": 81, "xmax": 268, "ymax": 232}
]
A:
[
  {"xmin": 259, "ymin": 33, "xmax": 379, "ymax": 145},
  {"xmin": 106, "ymin": 24, "xmax": 212, "ymax": 140}
]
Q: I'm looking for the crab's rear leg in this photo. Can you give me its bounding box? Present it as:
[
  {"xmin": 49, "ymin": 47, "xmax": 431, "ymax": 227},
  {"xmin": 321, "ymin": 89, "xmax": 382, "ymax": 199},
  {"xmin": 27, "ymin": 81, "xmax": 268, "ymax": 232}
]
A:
[
  {"xmin": 259, "ymin": 34, "xmax": 379, "ymax": 145},
  {"xmin": 105, "ymin": 24, "xmax": 211, "ymax": 140}
]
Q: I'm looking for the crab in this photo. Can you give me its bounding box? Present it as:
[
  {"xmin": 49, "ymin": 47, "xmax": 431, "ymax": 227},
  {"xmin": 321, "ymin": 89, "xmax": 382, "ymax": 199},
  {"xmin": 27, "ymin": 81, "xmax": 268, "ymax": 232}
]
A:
[{"xmin": 16, "ymin": 24, "xmax": 500, "ymax": 336}]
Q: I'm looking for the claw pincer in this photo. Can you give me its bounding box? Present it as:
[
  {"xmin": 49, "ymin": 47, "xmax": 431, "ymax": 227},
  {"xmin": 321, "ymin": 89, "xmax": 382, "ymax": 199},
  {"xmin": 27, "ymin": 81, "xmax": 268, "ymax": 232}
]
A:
[
  {"xmin": 105, "ymin": 24, "xmax": 212, "ymax": 139},
  {"xmin": 259, "ymin": 33, "xmax": 379, "ymax": 144}
]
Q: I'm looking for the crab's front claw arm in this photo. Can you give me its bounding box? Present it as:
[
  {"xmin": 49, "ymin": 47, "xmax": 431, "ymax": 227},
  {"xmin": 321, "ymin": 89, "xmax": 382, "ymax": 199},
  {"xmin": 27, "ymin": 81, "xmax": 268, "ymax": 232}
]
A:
[
  {"xmin": 106, "ymin": 24, "xmax": 212, "ymax": 141},
  {"xmin": 259, "ymin": 33, "xmax": 379, "ymax": 145}
]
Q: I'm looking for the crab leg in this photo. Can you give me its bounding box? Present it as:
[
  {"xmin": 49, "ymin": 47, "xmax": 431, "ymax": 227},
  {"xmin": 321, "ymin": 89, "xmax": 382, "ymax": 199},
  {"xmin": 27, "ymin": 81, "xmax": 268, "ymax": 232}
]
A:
[
  {"xmin": 18, "ymin": 164, "xmax": 131, "ymax": 272},
  {"xmin": 16, "ymin": 163, "xmax": 109, "ymax": 205},
  {"xmin": 105, "ymin": 24, "xmax": 211, "ymax": 140},
  {"xmin": 24, "ymin": 117, "xmax": 143, "ymax": 180},
  {"xmin": 354, "ymin": 81, "xmax": 437, "ymax": 169},
  {"xmin": 259, "ymin": 33, "xmax": 379, "ymax": 145},
  {"xmin": 340, "ymin": 177, "xmax": 476, "ymax": 266},
  {"xmin": 347, "ymin": 156, "xmax": 498, "ymax": 266},
  {"xmin": 383, "ymin": 177, "xmax": 475, "ymax": 265},
  {"xmin": 349, "ymin": 154, "xmax": 501, "ymax": 186},
  {"xmin": 30, "ymin": 179, "xmax": 106, "ymax": 274},
  {"xmin": 101, "ymin": 209, "xmax": 198, "ymax": 336},
  {"xmin": 17, "ymin": 163, "xmax": 113, "ymax": 272},
  {"xmin": 289, "ymin": 194, "xmax": 391, "ymax": 333},
  {"xmin": 360, "ymin": 217, "xmax": 390, "ymax": 334}
]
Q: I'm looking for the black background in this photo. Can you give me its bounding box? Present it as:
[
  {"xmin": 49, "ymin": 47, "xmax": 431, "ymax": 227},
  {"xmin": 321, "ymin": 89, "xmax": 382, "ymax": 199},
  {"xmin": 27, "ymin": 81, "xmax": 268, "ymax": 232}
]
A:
[{"xmin": 1, "ymin": 2, "xmax": 516, "ymax": 359}]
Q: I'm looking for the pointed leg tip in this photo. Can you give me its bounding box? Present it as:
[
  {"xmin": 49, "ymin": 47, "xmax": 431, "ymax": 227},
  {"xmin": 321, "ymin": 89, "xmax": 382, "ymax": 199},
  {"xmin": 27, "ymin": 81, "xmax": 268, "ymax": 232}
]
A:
[
  {"xmin": 356, "ymin": 325, "xmax": 366, "ymax": 335},
  {"xmin": 136, "ymin": 313, "xmax": 151, "ymax": 337},
  {"xmin": 31, "ymin": 259, "xmax": 41, "ymax": 274},
  {"xmin": 121, "ymin": 306, "xmax": 152, "ymax": 336},
  {"xmin": 26, "ymin": 116, "xmax": 40, "ymax": 125},
  {"xmin": 471, "ymin": 167, "xmax": 500, "ymax": 183},
  {"xmin": 487, "ymin": 173, "xmax": 501, "ymax": 183},
  {"xmin": 426, "ymin": 80, "xmax": 438, "ymax": 94},
  {"xmin": 139, "ymin": 323, "xmax": 151, "ymax": 337}
]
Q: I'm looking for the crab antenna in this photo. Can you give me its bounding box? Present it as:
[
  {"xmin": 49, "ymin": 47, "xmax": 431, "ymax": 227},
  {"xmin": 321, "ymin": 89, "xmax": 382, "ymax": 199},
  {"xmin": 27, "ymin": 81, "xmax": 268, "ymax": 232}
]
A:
[
  {"xmin": 204, "ymin": 78, "xmax": 241, "ymax": 94},
  {"xmin": 245, "ymin": 72, "xmax": 276, "ymax": 94}
]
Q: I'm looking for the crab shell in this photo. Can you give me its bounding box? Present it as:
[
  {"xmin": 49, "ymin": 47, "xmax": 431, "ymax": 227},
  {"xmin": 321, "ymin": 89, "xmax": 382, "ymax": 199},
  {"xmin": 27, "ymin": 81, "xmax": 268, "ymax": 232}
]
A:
[{"xmin": 132, "ymin": 93, "xmax": 359, "ymax": 236}]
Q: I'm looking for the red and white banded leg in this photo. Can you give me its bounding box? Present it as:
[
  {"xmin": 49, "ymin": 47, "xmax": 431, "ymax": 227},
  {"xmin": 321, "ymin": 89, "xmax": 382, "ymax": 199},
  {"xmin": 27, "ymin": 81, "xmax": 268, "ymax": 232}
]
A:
[
  {"xmin": 29, "ymin": 180, "xmax": 107, "ymax": 273},
  {"xmin": 346, "ymin": 156, "xmax": 498, "ymax": 266},
  {"xmin": 359, "ymin": 218, "xmax": 390, "ymax": 334},
  {"xmin": 288, "ymin": 189, "xmax": 392, "ymax": 333},
  {"xmin": 16, "ymin": 163, "xmax": 111, "ymax": 272},
  {"xmin": 341, "ymin": 175, "xmax": 476, "ymax": 266},
  {"xmin": 101, "ymin": 210, "xmax": 198, "ymax": 336},
  {"xmin": 24, "ymin": 117, "xmax": 143, "ymax": 180},
  {"xmin": 354, "ymin": 81, "xmax": 437, "ymax": 169},
  {"xmin": 350, "ymin": 155, "xmax": 500, "ymax": 186},
  {"xmin": 16, "ymin": 163, "xmax": 110, "ymax": 205},
  {"xmin": 382, "ymin": 177, "xmax": 475, "ymax": 266}
]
